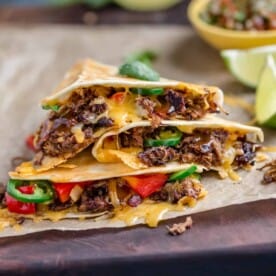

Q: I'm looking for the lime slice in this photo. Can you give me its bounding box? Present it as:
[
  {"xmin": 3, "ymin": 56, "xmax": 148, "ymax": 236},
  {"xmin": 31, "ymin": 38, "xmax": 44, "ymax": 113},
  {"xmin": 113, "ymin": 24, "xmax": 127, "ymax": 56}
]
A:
[
  {"xmin": 221, "ymin": 45, "xmax": 276, "ymax": 88},
  {"xmin": 256, "ymin": 55, "xmax": 276, "ymax": 128},
  {"xmin": 114, "ymin": 0, "xmax": 181, "ymax": 11}
]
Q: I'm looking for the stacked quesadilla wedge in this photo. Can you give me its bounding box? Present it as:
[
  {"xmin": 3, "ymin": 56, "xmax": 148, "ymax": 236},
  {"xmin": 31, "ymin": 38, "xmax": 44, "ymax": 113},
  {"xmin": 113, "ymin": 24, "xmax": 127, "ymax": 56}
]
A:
[
  {"xmin": 33, "ymin": 59, "xmax": 223, "ymax": 171},
  {"xmin": 2, "ymin": 59, "xmax": 263, "ymax": 229}
]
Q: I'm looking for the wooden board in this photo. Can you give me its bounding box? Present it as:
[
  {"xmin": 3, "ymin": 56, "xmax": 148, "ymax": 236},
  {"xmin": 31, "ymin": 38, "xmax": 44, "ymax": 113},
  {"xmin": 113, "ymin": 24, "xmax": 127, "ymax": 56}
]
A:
[
  {"xmin": 0, "ymin": 200, "xmax": 276, "ymax": 275},
  {"xmin": 0, "ymin": 25, "xmax": 276, "ymax": 275}
]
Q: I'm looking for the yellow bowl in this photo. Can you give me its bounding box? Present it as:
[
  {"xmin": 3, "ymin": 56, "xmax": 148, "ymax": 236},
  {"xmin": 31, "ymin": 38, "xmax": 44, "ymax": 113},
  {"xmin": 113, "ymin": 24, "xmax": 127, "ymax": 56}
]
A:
[{"xmin": 187, "ymin": 0, "xmax": 276, "ymax": 50}]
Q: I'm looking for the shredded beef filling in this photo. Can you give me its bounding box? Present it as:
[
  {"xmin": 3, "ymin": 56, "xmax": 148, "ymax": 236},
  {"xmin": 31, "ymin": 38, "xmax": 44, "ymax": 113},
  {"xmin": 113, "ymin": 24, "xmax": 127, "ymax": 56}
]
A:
[
  {"xmin": 259, "ymin": 160, "xmax": 276, "ymax": 184},
  {"xmin": 119, "ymin": 127, "xmax": 258, "ymax": 168},
  {"xmin": 120, "ymin": 127, "xmax": 145, "ymax": 148},
  {"xmin": 136, "ymin": 89, "xmax": 219, "ymax": 122},
  {"xmin": 35, "ymin": 86, "xmax": 218, "ymax": 165},
  {"xmin": 233, "ymin": 139, "xmax": 260, "ymax": 168},
  {"xmin": 138, "ymin": 147, "xmax": 178, "ymax": 166},
  {"xmin": 150, "ymin": 178, "xmax": 202, "ymax": 203},
  {"xmin": 34, "ymin": 87, "xmax": 114, "ymax": 165},
  {"xmin": 49, "ymin": 176, "xmax": 202, "ymax": 212},
  {"xmin": 136, "ymin": 97, "xmax": 162, "ymax": 128},
  {"xmin": 49, "ymin": 200, "xmax": 74, "ymax": 212},
  {"xmin": 78, "ymin": 181, "xmax": 113, "ymax": 213}
]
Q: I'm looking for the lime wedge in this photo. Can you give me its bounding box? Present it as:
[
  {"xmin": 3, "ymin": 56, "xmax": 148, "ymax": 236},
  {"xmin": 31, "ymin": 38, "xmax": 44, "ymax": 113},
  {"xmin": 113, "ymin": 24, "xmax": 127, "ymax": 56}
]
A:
[
  {"xmin": 256, "ymin": 55, "xmax": 276, "ymax": 128},
  {"xmin": 114, "ymin": 0, "xmax": 181, "ymax": 11},
  {"xmin": 221, "ymin": 45, "xmax": 276, "ymax": 88}
]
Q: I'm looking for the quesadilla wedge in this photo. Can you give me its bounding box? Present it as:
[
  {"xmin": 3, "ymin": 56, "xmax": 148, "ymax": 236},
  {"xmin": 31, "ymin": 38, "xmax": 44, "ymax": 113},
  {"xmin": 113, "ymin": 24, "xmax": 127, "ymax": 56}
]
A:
[
  {"xmin": 92, "ymin": 116, "xmax": 264, "ymax": 180},
  {"xmin": 33, "ymin": 59, "xmax": 223, "ymax": 172},
  {"xmin": 3, "ymin": 151, "xmax": 207, "ymax": 228}
]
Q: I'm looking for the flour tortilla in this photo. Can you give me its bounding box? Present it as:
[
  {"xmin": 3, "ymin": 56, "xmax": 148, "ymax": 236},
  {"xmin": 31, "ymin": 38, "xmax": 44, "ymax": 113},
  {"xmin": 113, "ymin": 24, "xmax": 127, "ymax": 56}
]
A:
[
  {"xmin": 10, "ymin": 150, "xmax": 205, "ymax": 182},
  {"xmin": 92, "ymin": 115, "xmax": 264, "ymax": 169},
  {"xmin": 36, "ymin": 59, "xmax": 224, "ymax": 172},
  {"xmin": 5, "ymin": 115, "xmax": 263, "ymax": 235},
  {"xmin": 5, "ymin": 151, "xmax": 207, "ymax": 234},
  {"xmin": 41, "ymin": 59, "xmax": 224, "ymax": 106}
]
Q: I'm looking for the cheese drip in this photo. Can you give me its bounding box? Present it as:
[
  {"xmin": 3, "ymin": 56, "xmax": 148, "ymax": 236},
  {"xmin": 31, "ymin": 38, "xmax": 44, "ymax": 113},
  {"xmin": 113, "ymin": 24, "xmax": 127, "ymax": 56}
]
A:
[
  {"xmin": 113, "ymin": 201, "xmax": 184, "ymax": 227},
  {"xmin": 106, "ymin": 91, "xmax": 141, "ymax": 127},
  {"xmin": 262, "ymin": 146, "xmax": 276, "ymax": 153},
  {"xmin": 113, "ymin": 188, "xmax": 207, "ymax": 228},
  {"xmin": 221, "ymin": 146, "xmax": 241, "ymax": 181}
]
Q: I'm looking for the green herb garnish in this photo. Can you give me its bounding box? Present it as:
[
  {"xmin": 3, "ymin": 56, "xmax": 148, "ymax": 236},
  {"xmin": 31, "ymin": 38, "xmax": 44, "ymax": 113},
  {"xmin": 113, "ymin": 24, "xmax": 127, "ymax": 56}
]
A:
[
  {"xmin": 119, "ymin": 61, "xmax": 160, "ymax": 81},
  {"xmin": 42, "ymin": 104, "xmax": 60, "ymax": 112}
]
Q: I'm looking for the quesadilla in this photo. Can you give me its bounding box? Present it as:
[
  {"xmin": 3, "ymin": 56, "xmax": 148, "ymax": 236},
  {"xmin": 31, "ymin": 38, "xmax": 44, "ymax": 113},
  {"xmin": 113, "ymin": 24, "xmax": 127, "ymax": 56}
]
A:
[
  {"xmin": 92, "ymin": 116, "xmax": 264, "ymax": 180},
  {"xmin": 33, "ymin": 59, "xmax": 223, "ymax": 171},
  {"xmin": 3, "ymin": 115, "xmax": 262, "ymax": 229},
  {"xmin": 3, "ymin": 152, "xmax": 207, "ymax": 228}
]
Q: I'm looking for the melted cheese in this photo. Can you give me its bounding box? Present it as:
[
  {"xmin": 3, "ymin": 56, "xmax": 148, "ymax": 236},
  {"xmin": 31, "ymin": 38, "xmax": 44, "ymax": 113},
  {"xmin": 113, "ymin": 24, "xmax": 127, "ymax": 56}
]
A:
[
  {"xmin": 95, "ymin": 147, "xmax": 143, "ymax": 169},
  {"xmin": 109, "ymin": 179, "xmax": 120, "ymax": 208},
  {"xmin": 57, "ymin": 164, "xmax": 77, "ymax": 169},
  {"xmin": 224, "ymin": 95, "xmax": 255, "ymax": 115},
  {"xmin": 227, "ymin": 169, "xmax": 241, "ymax": 181},
  {"xmin": 13, "ymin": 224, "xmax": 23, "ymax": 232},
  {"xmin": 113, "ymin": 188, "xmax": 207, "ymax": 228},
  {"xmin": 256, "ymin": 152, "xmax": 268, "ymax": 162},
  {"xmin": 106, "ymin": 92, "xmax": 141, "ymax": 127},
  {"xmin": 71, "ymin": 124, "xmax": 85, "ymax": 143},
  {"xmin": 176, "ymin": 125, "xmax": 196, "ymax": 134},
  {"xmin": 0, "ymin": 205, "xmax": 108, "ymax": 232},
  {"xmin": 113, "ymin": 201, "xmax": 184, "ymax": 227},
  {"xmin": 262, "ymin": 146, "xmax": 276, "ymax": 153},
  {"xmin": 222, "ymin": 146, "xmax": 241, "ymax": 181},
  {"xmin": 0, "ymin": 209, "xmax": 19, "ymax": 230},
  {"xmin": 15, "ymin": 162, "xmax": 36, "ymax": 175},
  {"xmin": 36, "ymin": 205, "xmax": 79, "ymax": 222},
  {"xmin": 0, "ymin": 183, "xmax": 207, "ymax": 231},
  {"xmin": 220, "ymin": 131, "xmax": 258, "ymax": 181}
]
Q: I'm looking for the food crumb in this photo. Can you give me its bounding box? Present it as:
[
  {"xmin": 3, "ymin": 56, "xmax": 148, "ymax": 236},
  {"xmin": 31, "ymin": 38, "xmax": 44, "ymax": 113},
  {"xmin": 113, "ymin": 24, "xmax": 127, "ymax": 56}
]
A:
[
  {"xmin": 166, "ymin": 216, "xmax": 193, "ymax": 236},
  {"xmin": 16, "ymin": 216, "xmax": 25, "ymax": 225},
  {"xmin": 259, "ymin": 160, "xmax": 276, "ymax": 184}
]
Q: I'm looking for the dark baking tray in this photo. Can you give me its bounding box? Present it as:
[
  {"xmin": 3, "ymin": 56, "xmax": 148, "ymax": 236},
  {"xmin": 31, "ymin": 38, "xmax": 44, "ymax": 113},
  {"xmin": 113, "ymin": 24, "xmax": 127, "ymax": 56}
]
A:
[{"xmin": 1, "ymin": 199, "xmax": 276, "ymax": 275}]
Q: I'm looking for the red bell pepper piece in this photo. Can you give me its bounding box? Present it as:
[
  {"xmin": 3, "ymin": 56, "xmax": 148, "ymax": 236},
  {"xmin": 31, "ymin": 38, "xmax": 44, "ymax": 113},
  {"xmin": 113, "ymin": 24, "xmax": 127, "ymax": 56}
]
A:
[
  {"xmin": 53, "ymin": 181, "xmax": 92, "ymax": 203},
  {"xmin": 123, "ymin": 174, "xmax": 168, "ymax": 198},
  {"xmin": 26, "ymin": 135, "xmax": 35, "ymax": 151},
  {"xmin": 18, "ymin": 185, "xmax": 34, "ymax": 194},
  {"xmin": 111, "ymin": 92, "xmax": 126, "ymax": 104},
  {"xmin": 6, "ymin": 185, "xmax": 35, "ymax": 214}
]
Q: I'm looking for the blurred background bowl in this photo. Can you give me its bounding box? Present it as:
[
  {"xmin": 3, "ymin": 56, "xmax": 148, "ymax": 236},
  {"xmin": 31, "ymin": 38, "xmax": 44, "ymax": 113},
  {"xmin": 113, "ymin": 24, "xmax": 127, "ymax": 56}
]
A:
[{"xmin": 188, "ymin": 0, "xmax": 276, "ymax": 50}]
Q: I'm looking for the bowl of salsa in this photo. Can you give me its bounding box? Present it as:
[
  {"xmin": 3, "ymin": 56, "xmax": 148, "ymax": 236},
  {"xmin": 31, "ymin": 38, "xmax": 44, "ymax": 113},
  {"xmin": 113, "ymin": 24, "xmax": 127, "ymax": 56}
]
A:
[{"xmin": 188, "ymin": 0, "xmax": 276, "ymax": 49}]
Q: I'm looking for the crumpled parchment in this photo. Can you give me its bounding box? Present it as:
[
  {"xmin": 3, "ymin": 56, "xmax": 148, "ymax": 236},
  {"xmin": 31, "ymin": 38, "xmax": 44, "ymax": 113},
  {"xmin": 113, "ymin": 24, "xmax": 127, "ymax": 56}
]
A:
[{"xmin": 0, "ymin": 25, "xmax": 275, "ymax": 237}]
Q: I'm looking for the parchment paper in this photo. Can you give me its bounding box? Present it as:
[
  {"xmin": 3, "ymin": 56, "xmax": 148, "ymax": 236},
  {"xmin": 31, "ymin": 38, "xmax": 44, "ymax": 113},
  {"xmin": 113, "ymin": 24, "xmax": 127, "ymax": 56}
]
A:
[{"xmin": 0, "ymin": 25, "xmax": 275, "ymax": 237}]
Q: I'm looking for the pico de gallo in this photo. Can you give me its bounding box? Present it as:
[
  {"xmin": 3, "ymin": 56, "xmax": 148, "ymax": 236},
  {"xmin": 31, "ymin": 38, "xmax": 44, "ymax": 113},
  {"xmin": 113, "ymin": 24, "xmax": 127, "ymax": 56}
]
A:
[{"xmin": 201, "ymin": 0, "xmax": 276, "ymax": 31}]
